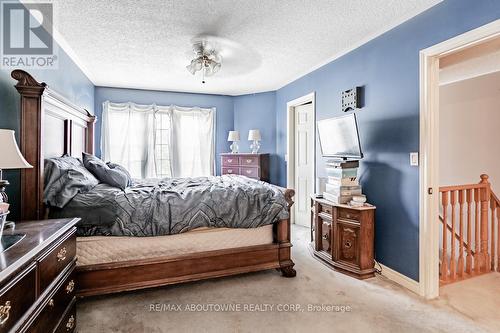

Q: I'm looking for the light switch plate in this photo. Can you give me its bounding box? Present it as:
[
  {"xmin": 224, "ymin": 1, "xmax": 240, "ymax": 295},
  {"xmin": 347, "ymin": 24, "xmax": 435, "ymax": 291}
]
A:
[{"xmin": 410, "ymin": 152, "xmax": 419, "ymax": 166}]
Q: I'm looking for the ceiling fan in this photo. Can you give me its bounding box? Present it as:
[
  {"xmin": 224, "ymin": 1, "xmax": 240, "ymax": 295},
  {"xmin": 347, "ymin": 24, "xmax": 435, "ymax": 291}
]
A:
[
  {"xmin": 186, "ymin": 38, "xmax": 222, "ymax": 84},
  {"xmin": 185, "ymin": 35, "xmax": 262, "ymax": 84}
]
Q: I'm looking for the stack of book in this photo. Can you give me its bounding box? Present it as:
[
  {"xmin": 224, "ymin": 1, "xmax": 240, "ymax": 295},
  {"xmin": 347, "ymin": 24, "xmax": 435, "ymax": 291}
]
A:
[{"xmin": 322, "ymin": 160, "xmax": 362, "ymax": 204}]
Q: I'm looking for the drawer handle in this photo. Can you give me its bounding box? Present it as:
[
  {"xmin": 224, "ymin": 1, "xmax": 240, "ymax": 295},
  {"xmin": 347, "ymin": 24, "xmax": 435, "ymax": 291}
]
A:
[
  {"xmin": 227, "ymin": 159, "xmax": 233, "ymax": 163},
  {"xmin": 227, "ymin": 169, "xmax": 233, "ymax": 173},
  {"xmin": 57, "ymin": 247, "xmax": 67, "ymax": 262},
  {"xmin": 0, "ymin": 301, "xmax": 11, "ymax": 325},
  {"xmin": 322, "ymin": 234, "xmax": 329, "ymax": 241},
  {"xmin": 245, "ymin": 170, "xmax": 252, "ymax": 174},
  {"xmin": 66, "ymin": 315, "xmax": 75, "ymax": 331},
  {"xmin": 48, "ymin": 299, "xmax": 55, "ymax": 307},
  {"xmin": 66, "ymin": 280, "xmax": 75, "ymax": 294},
  {"xmin": 246, "ymin": 159, "xmax": 253, "ymax": 163}
]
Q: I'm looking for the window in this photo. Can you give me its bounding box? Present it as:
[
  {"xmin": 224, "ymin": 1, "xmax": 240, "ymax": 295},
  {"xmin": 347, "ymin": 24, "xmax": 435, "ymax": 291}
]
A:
[
  {"xmin": 101, "ymin": 102, "xmax": 215, "ymax": 179},
  {"xmin": 155, "ymin": 111, "xmax": 172, "ymax": 178}
]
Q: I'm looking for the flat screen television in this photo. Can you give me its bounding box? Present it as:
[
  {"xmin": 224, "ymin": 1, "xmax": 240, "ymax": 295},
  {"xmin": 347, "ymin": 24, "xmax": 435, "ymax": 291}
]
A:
[{"xmin": 317, "ymin": 114, "xmax": 363, "ymax": 160}]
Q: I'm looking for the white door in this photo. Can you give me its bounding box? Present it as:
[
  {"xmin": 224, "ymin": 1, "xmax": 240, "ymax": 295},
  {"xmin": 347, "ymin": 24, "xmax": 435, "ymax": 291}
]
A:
[{"xmin": 294, "ymin": 103, "xmax": 314, "ymax": 227}]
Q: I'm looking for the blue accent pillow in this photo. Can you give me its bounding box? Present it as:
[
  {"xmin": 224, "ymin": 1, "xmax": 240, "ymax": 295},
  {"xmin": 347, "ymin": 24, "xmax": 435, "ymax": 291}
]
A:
[
  {"xmin": 82, "ymin": 153, "xmax": 128, "ymax": 190},
  {"xmin": 106, "ymin": 162, "xmax": 132, "ymax": 186}
]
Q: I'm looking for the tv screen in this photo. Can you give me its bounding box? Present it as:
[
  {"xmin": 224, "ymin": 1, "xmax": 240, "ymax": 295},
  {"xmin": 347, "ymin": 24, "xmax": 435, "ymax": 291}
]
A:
[{"xmin": 317, "ymin": 114, "xmax": 363, "ymax": 159}]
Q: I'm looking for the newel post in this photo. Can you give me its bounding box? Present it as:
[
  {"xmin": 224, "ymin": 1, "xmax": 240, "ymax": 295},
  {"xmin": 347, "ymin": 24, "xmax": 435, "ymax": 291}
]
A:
[{"xmin": 479, "ymin": 174, "xmax": 491, "ymax": 271}]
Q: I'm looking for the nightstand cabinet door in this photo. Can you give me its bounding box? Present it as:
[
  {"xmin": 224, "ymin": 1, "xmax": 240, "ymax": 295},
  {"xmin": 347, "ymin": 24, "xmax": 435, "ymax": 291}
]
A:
[
  {"xmin": 334, "ymin": 219, "xmax": 360, "ymax": 267},
  {"xmin": 321, "ymin": 221, "xmax": 332, "ymax": 253}
]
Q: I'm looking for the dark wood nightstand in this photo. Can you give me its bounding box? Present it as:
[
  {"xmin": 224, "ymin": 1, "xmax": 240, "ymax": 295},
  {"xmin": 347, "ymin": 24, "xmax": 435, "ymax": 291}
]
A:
[
  {"xmin": 310, "ymin": 196, "xmax": 376, "ymax": 279},
  {"xmin": 0, "ymin": 218, "xmax": 79, "ymax": 332}
]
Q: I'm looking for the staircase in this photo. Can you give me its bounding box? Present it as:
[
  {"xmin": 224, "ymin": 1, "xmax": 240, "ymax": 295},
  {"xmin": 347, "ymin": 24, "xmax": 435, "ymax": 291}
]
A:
[{"xmin": 439, "ymin": 174, "xmax": 500, "ymax": 285}]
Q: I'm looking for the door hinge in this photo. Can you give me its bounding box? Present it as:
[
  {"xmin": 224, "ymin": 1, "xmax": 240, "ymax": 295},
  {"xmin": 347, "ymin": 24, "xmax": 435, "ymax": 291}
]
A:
[{"xmin": 428, "ymin": 188, "xmax": 433, "ymax": 195}]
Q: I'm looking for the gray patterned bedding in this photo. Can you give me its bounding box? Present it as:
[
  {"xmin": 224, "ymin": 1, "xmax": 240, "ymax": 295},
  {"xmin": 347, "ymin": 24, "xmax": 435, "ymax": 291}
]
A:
[{"xmin": 47, "ymin": 173, "xmax": 290, "ymax": 237}]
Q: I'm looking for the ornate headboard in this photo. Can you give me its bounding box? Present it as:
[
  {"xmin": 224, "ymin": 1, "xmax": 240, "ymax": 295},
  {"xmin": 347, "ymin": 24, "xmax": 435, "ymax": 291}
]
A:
[{"xmin": 11, "ymin": 70, "xmax": 96, "ymax": 221}]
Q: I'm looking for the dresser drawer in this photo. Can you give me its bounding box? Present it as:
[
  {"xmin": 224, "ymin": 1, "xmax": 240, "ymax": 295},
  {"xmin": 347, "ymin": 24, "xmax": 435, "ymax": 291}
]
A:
[
  {"xmin": 222, "ymin": 167, "xmax": 240, "ymax": 175},
  {"xmin": 320, "ymin": 203, "xmax": 333, "ymax": 215},
  {"xmin": 240, "ymin": 156, "xmax": 259, "ymax": 166},
  {"xmin": 338, "ymin": 208, "xmax": 360, "ymax": 221},
  {"xmin": 30, "ymin": 268, "xmax": 76, "ymax": 333},
  {"xmin": 221, "ymin": 156, "xmax": 239, "ymax": 166},
  {"xmin": 240, "ymin": 167, "xmax": 259, "ymax": 178},
  {"xmin": 38, "ymin": 231, "xmax": 76, "ymax": 292},
  {"xmin": 0, "ymin": 264, "xmax": 36, "ymax": 333},
  {"xmin": 55, "ymin": 300, "xmax": 76, "ymax": 333}
]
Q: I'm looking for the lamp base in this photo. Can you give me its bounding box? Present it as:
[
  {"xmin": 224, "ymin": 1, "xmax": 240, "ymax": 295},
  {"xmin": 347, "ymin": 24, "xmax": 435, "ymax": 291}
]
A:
[
  {"xmin": 230, "ymin": 142, "xmax": 239, "ymax": 154},
  {"xmin": 250, "ymin": 140, "xmax": 261, "ymax": 154},
  {"xmin": 0, "ymin": 180, "xmax": 9, "ymax": 204}
]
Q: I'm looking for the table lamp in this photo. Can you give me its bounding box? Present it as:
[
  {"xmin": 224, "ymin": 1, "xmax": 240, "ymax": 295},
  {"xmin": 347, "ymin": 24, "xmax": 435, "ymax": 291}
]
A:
[
  {"xmin": 0, "ymin": 129, "xmax": 33, "ymax": 204},
  {"xmin": 248, "ymin": 129, "xmax": 261, "ymax": 153},
  {"xmin": 227, "ymin": 131, "xmax": 240, "ymax": 154}
]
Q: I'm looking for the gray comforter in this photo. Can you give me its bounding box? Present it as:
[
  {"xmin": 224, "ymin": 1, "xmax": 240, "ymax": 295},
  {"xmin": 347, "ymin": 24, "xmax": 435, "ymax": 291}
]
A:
[{"xmin": 48, "ymin": 175, "xmax": 289, "ymax": 237}]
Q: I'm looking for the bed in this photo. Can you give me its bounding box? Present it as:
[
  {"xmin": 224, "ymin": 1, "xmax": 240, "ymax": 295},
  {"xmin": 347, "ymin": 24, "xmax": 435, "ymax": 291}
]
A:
[{"xmin": 12, "ymin": 69, "xmax": 296, "ymax": 297}]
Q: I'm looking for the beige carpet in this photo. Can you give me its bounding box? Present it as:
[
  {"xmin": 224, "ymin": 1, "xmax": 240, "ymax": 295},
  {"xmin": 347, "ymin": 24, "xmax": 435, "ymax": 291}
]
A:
[{"xmin": 77, "ymin": 226, "xmax": 487, "ymax": 333}]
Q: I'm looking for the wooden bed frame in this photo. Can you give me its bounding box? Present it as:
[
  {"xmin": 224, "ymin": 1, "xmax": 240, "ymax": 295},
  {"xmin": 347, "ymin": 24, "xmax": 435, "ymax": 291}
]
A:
[{"xmin": 12, "ymin": 69, "xmax": 296, "ymax": 297}]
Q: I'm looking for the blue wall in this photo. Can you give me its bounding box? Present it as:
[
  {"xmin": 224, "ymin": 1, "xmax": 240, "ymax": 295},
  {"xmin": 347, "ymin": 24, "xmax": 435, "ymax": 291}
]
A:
[
  {"xmin": 273, "ymin": 0, "xmax": 500, "ymax": 280},
  {"xmin": 233, "ymin": 92, "xmax": 278, "ymax": 184},
  {"xmin": 0, "ymin": 0, "xmax": 94, "ymax": 220},
  {"xmin": 94, "ymin": 87, "xmax": 234, "ymax": 174}
]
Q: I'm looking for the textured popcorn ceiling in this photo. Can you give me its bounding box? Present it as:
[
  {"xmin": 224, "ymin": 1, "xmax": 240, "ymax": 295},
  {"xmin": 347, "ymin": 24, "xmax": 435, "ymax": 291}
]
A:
[{"xmin": 41, "ymin": 0, "xmax": 441, "ymax": 95}]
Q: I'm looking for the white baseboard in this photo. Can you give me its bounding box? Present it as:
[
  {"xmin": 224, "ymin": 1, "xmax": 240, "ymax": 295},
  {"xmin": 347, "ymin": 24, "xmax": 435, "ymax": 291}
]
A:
[{"xmin": 379, "ymin": 263, "xmax": 421, "ymax": 295}]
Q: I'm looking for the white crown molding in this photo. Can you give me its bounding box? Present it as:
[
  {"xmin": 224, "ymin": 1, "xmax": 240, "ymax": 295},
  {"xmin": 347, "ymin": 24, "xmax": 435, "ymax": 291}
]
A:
[{"xmin": 275, "ymin": 1, "xmax": 443, "ymax": 92}]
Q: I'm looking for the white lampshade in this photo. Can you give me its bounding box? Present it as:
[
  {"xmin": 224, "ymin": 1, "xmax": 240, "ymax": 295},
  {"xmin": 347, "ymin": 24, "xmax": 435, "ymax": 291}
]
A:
[
  {"xmin": 0, "ymin": 130, "xmax": 32, "ymax": 169},
  {"xmin": 248, "ymin": 129, "xmax": 261, "ymax": 141},
  {"xmin": 227, "ymin": 130, "xmax": 240, "ymax": 142}
]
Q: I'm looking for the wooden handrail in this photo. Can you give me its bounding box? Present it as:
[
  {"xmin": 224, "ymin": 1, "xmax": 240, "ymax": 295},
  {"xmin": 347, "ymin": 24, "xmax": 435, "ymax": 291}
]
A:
[
  {"xmin": 491, "ymin": 190, "xmax": 500, "ymax": 207},
  {"xmin": 439, "ymin": 183, "xmax": 489, "ymax": 193},
  {"xmin": 439, "ymin": 215, "xmax": 475, "ymax": 255}
]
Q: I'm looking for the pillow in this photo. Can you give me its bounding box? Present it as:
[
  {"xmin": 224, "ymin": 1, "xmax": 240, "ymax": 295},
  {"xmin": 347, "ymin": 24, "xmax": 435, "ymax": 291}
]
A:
[
  {"xmin": 82, "ymin": 153, "xmax": 128, "ymax": 190},
  {"xmin": 106, "ymin": 162, "xmax": 132, "ymax": 186},
  {"xmin": 44, "ymin": 155, "xmax": 99, "ymax": 208}
]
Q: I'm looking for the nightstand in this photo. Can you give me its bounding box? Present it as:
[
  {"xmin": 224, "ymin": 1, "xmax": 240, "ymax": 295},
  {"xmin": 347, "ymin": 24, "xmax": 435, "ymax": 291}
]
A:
[{"xmin": 310, "ymin": 196, "xmax": 376, "ymax": 279}]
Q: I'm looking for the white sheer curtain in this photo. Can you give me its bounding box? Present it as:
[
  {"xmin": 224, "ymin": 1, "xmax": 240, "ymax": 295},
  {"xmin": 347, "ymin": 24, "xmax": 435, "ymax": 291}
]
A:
[
  {"xmin": 170, "ymin": 106, "xmax": 215, "ymax": 178},
  {"xmin": 101, "ymin": 102, "xmax": 156, "ymax": 178},
  {"xmin": 101, "ymin": 101, "xmax": 215, "ymax": 179}
]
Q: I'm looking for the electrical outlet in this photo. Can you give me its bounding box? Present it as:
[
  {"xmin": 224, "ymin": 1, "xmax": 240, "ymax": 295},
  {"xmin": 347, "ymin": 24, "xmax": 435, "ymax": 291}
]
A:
[{"xmin": 410, "ymin": 152, "xmax": 419, "ymax": 166}]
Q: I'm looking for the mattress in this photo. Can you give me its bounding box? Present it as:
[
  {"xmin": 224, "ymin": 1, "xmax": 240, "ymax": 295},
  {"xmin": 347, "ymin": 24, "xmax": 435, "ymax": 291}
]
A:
[{"xmin": 76, "ymin": 225, "xmax": 274, "ymax": 266}]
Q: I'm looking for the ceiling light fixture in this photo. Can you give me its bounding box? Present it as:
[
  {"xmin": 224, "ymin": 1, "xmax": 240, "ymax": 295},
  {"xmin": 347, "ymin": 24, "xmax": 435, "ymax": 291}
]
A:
[{"xmin": 186, "ymin": 40, "xmax": 222, "ymax": 84}]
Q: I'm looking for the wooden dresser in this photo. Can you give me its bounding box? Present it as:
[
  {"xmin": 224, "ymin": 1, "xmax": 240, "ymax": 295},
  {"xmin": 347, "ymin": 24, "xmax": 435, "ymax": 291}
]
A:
[
  {"xmin": 0, "ymin": 218, "xmax": 79, "ymax": 332},
  {"xmin": 220, "ymin": 153, "xmax": 269, "ymax": 182},
  {"xmin": 310, "ymin": 196, "xmax": 376, "ymax": 279}
]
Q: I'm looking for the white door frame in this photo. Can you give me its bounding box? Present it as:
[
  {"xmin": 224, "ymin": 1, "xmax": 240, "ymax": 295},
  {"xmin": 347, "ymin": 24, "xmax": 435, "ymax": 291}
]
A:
[
  {"xmin": 286, "ymin": 92, "xmax": 316, "ymax": 224},
  {"xmin": 419, "ymin": 19, "xmax": 500, "ymax": 299}
]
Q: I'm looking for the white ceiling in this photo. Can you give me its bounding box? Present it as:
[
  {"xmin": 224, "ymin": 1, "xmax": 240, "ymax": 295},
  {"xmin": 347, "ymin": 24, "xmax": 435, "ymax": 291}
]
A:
[{"xmin": 41, "ymin": 0, "xmax": 441, "ymax": 95}]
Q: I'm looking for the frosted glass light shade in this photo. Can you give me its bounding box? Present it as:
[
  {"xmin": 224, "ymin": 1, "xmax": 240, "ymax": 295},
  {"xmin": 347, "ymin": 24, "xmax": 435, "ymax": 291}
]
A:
[
  {"xmin": 227, "ymin": 131, "xmax": 240, "ymax": 142},
  {"xmin": 248, "ymin": 129, "xmax": 261, "ymax": 141},
  {"xmin": 0, "ymin": 130, "xmax": 32, "ymax": 169}
]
